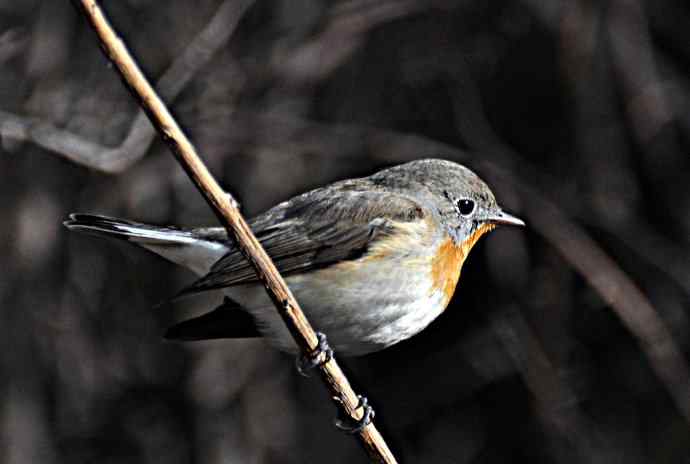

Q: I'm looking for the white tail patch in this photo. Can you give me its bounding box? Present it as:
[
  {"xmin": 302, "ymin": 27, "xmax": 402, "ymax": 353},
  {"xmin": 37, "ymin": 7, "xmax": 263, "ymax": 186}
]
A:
[
  {"xmin": 139, "ymin": 240, "xmax": 228, "ymax": 276},
  {"xmin": 65, "ymin": 214, "xmax": 229, "ymax": 276},
  {"xmin": 112, "ymin": 224, "xmax": 199, "ymax": 244}
]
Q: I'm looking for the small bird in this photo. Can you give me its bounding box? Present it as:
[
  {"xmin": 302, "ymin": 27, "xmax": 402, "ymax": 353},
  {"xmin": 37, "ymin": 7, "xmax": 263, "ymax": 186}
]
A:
[{"xmin": 65, "ymin": 158, "xmax": 523, "ymax": 356}]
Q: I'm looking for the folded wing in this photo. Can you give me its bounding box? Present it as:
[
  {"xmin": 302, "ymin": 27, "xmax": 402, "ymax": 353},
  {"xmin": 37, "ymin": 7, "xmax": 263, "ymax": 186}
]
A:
[{"xmin": 179, "ymin": 183, "xmax": 427, "ymax": 294}]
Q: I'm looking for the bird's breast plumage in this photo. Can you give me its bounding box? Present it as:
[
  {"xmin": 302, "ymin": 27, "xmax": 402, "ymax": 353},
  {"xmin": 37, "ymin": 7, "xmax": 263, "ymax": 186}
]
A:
[
  {"xmin": 429, "ymin": 222, "xmax": 496, "ymax": 309},
  {"xmin": 429, "ymin": 238, "xmax": 464, "ymax": 309},
  {"xmin": 235, "ymin": 217, "xmax": 495, "ymax": 355}
]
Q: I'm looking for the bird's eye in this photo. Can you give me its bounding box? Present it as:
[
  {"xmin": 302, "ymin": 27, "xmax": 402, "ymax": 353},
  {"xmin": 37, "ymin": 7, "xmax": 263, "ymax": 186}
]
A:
[{"xmin": 457, "ymin": 198, "xmax": 476, "ymax": 216}]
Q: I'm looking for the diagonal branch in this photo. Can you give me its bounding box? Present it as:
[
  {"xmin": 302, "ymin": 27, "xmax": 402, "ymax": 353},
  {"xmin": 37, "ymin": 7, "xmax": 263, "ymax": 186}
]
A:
[{"xmin": 72, "ymin": 1, "xmax": 398, "ymax": 462}]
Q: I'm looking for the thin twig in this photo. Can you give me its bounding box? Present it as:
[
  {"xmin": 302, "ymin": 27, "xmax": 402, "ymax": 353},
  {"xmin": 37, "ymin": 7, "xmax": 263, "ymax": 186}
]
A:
[
  {"xmin": 1, "ymin": 0, "xmax": 251, "ymax": 173},
  {"xmin": 72, "ymin": 1, "xmax": 397, "ymax": 462}
]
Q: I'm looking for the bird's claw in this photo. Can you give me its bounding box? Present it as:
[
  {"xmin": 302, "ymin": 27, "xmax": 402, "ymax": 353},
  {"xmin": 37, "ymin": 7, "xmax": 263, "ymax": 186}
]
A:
[
  {"xmin": 295, "ymin": 334, "xmax": 373, "ymax": 432},
  {"xmin": 334, "ymin": 395, "xmax": 375, "ymax": 434},
  {"xmin": 295, "ymin": 332, "xmax": 333, "ymax": 377}
]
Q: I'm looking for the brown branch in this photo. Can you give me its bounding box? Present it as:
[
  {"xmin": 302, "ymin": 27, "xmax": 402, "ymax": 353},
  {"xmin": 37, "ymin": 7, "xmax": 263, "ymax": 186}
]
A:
[
  {"xmin": 1, "ymin": 0, "xmax": 251, "ymax": 173},
  {"xmin": 72, "ymin": 1, "xmax": 398, "ymax": 462}
]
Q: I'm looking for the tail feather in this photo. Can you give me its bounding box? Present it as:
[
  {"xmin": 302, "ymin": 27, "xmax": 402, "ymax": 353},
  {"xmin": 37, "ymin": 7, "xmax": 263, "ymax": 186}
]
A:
[
  {"xmin": 64, "ymin": 214, "xmax": 229, "ymax": 275},
  {"xmin": 64, "ymin": 213, "xmax": 197, "ymax": 244}
]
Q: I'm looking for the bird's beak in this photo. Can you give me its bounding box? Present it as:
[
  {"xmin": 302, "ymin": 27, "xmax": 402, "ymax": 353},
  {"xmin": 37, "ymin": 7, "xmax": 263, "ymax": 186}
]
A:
[{"xmin": 487, "ymin": 209, "xmax": 525, "ymax": 227}]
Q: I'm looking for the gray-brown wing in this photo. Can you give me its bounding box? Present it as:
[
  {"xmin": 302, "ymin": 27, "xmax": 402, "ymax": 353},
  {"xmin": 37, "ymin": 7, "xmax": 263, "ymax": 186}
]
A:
[{"xmin": 180, "ymin": 186, "xmax": 426, "ymax": 294}]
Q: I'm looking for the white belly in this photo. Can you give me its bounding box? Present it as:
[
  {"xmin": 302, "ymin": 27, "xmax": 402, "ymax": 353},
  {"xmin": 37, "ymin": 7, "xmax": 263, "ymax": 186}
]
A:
[{"xmin": 225, "ymin": 256, "xmax": 448, "ymax": 356}]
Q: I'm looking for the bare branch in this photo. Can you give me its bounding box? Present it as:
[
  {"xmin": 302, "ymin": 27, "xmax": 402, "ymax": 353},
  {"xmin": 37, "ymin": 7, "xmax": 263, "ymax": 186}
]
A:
[{"xmin": 72, "ymin": 1, "xmax": 398, "ymax": 462}]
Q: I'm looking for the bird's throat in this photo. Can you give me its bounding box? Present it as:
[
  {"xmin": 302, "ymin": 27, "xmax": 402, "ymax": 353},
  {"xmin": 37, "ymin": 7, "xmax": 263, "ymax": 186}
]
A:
[{"xmin": 430, "ymin": 223, "xmax": 496, "ymax": 308}]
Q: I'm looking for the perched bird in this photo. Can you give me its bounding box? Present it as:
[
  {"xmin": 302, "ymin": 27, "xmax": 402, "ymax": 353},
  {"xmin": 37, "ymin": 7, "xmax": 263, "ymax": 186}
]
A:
[{"xmin": 65, "ymin": 158, "xmax": 523, "ymax": 356}]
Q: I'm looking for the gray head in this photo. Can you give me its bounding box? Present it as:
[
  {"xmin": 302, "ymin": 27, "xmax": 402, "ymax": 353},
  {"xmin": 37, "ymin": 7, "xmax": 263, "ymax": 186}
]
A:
[{"xmin": 368, "ymin": 158, "xmax": 524, "ymax": 243}]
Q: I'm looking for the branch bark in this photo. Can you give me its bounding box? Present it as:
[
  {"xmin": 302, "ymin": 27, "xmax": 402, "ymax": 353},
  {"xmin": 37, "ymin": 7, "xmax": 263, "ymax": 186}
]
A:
[{"xmin": 72, "ymin": 1, "xmax": 398, "ymax": 462}]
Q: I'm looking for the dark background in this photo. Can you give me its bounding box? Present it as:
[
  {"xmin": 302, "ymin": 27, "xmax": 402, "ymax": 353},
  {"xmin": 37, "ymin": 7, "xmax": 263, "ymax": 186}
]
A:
[{"xmin": 1, "ymin": 0, "xmax": 689, "ymax": 462}]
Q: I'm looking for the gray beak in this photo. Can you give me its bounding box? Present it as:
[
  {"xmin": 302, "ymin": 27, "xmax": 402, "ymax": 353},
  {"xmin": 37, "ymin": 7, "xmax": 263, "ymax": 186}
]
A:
[{"xmin": 487, "ymin": 209, "xmax": 525, "ymax": 227}]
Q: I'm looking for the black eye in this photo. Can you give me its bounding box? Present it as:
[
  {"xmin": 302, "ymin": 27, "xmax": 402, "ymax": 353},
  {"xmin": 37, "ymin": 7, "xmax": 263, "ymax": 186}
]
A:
[{"xmin": 457, "ymin": 198, "xmax": 475, "ymax": 216}]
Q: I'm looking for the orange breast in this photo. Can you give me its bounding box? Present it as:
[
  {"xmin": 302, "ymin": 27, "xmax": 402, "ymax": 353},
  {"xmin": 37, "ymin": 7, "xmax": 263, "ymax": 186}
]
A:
[{"xmin": 430, "ymin": 223, "xmax": 495, "ymax": 308}]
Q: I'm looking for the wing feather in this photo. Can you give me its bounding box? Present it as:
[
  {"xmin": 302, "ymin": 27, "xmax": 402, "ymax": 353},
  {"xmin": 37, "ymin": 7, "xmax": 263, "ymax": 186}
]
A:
[{"xmin": 180, "ymin": 185, "xmax": 426, "ymax": 294}]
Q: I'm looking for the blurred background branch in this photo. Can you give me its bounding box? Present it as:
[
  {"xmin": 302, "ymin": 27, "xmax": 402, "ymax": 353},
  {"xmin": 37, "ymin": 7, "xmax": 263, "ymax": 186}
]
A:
[{"xmin": 1, "ymin": 0, "xmax": 253, "ymax": 173}]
